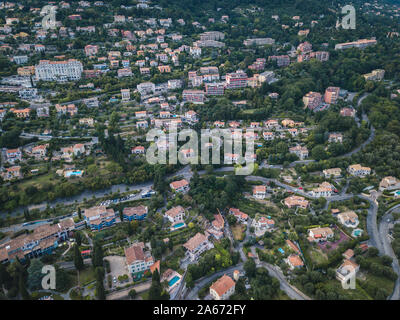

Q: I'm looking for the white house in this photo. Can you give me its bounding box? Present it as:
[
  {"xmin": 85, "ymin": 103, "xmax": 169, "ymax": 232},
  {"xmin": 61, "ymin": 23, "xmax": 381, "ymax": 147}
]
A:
[
  {"xmin": 125, "ymin": 242, "xmax": 154, "ymax": 275},
  {"xmin": 337, "ymin": 211, "xmax": 359, "ymax": 228},
  {"xmin": 164, "ymin": 206, "xmax": 185, "ymax": 223},
  {"xmin": 183, "ymin": 233, "xmax": 213, "ymax": 261}
]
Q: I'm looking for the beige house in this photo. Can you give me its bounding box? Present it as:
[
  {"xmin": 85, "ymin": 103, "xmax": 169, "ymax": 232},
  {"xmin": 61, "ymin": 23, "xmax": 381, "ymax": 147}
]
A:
[
  {"xmin": 347, "ymin": 164, "xmax": 371, "ymax": 177},
  {"xmin": 337, "ymin": 211, "xmax": 359, "ymax": 228},
  {"xmin": 323, "ymin": 168, "xmax": 342, "ymax": 179},
  {"xmin": 379, "ymin": 176, "xmax": 400, "ymax": 191},
  {"xmin": 209, "ymin": 275, "xmax": 235, "ymax": 300},
  {"xmin": 284, "ymin": 195, "xmax": 309, "ymax": 209},
  {"xmin": 307, "ymin": 227, "xmax": 334, "ymax": 242}
]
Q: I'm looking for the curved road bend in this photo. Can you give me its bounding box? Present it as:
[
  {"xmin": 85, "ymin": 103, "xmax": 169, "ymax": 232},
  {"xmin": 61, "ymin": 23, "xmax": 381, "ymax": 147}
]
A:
[{"xmin": 379, "ymin": 204, "xmax": 400, "ymax": 300}]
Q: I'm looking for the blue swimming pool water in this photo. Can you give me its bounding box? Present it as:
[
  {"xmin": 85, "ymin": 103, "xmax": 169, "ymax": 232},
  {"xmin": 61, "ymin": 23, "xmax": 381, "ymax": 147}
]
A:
[
  {"xmin": 172, "ymin": 222, "xmax": 185, "ymax": 229},
  {"xmin": 169, "ymin": 275, "xmax": 180, "ymax": 287},
  {"xmin": 66, "ymin": 170, "xmax": 82, "ymax": 177}
]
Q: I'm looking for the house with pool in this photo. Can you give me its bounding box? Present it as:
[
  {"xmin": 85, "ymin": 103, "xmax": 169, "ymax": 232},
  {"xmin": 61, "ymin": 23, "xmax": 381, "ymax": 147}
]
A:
[
  {"xmin": 165, "ymin": 206, "xmax": 186, "ymax": 231},
  {"xmin": 83, "ymin": 205, "xmax": 117, "ymax": 231},
  {"xmin": 337, "ymin": 211, "xmax": 359, "ymax": 228},
  {"xmin": 123, "ymin": 205, "xmax": 148, "ymax": 221},
  {"xmin": 161, "ymin": 268, "xmax": 183, "ymax": 293}
]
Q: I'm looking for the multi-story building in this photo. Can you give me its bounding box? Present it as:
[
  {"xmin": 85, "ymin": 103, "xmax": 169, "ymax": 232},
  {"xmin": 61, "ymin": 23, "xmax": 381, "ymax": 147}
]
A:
[
  {"xmin": 137, "ymin": 82, "xmax": 155, "ymax": 95},
  {"xmin": 363, "ymin": 69, "xmax": 385, "ymax": 81},
  {"xmin": 253, "ymin": 185, "xmax": 267, "ymax": 199},
  {"xmin": 324, "ymin": 87, "xmax": 340, "ymax": 104},
  {"xmin": 125, "ymin": 242, "xmax": 154, "ymax": 277},
  {"xmin": 84, "ymin": 45, "xmax": 98, "ymax": 56},
  {"xmin": 337, "ymin": 211, "xmax": 359, "ymax": 228},
  {"xmin": 182, "ymin": 90, "xmax": 205, "ymax": 104},
  {"xmin": 35, "ymin": 59, "xmax": 83, "ymax": 81},
  {"xmin": 347, "ymin": 164, "xmax": 371, "ymax": 177},
  {"xmin": 289, "ymin": 145, "xmax": 309, "ymax": 160},
  {"xmin": 164, "ymin": 206, "xmax": 185, "ymax": 224},
  {"xmin": 205, "ymin": 82, "xmax": 225, "ymax": 96},
  {"xmin": 1, "ymin": 166, "xmax": 22, "ymax": 181},
  {"xmin": 323, "ymin": 168, "xmax": 342, "ymax": 179},
  {"xmin": 243, "ymin": 38, "xmax": 275, "ymax": 46},
  {"xmin": 183, "ymin": 233, "xmax": 213, "ymax": 261},
  {"xmin": 225, "ymin": 70, "xmax": 248, "ymax": 89},
  {"xmin": 310, "ymin": 51, "xmax": 329, "ymax": 61},
  {"xmin": 0, "ymin": 218, "xmax": 75, "ymax": 264},
  {"xmin": 120, "ymin": 88, "xmax": 130, "ymax": 101},
  {"xmin": 335, "ymin": 39, "xmax": 377, "ymax": 50},
  {"xmin": 83, "ymin": 206, "xmax": 116, "ymax": 231},
  {"xmin": 168, "ymin": 79, "xmax": 182, "ymax": 90},
  {"xmin": 5, "ymin": 148, "xmax": 22, "ymax": 163},
  {"xmin": 200, "ymin": 31, "xmax": 225, "ymax": 41},
  {"xmin": 328, "ymin": 133, "xmax": 343, "ymax": 143},
  {"xmin": 268, "ymin": 55, "xmax": 290, "ymax": 67},
  {"xmin": 303, "ymin": 91, "xmax": 322, "ymax": 110},
  {"xmin": 123, "ymin": 205, "xmax": 148, "ymax": 221},
  {"xmin": 10, "ymin": 108, "xmax": 31, "ymax": 118},
  {"xmin": 379, "ymin": 176, "xmax": 400, "ymax": 191}
]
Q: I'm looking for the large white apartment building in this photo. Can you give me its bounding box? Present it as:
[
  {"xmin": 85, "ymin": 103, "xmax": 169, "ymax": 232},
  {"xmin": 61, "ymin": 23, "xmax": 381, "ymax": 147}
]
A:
[{"xmin": 35, "ymin": 59, "xmax": 83, "ymax": 81}]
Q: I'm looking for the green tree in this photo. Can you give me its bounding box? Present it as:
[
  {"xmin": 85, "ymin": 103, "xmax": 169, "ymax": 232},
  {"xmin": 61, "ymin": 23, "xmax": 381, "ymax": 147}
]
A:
[
  {"xmin": 95, "ymin": 280, "xmax": 106, "ymax": 300},
  {"xmin": 128, "ymin": 289, "xmax": 137, "ymax": 299},
  {"xmin": 74, "ymin": 244, "xmax": 84, "ymax": 271},
  {"xmin": 19, "ymin": 275, "xmax": 30, "ymax": 300},
  {"xmin": 27, "ymin": 259, "xmax": 44, "ymax": 291},
  {"xmin": 244, "ymin": 259, "xmax": 256, "ymax": 278},
  {"xmin": 92, "ymin": 241, "xmax": 104, "ymax": 268}
]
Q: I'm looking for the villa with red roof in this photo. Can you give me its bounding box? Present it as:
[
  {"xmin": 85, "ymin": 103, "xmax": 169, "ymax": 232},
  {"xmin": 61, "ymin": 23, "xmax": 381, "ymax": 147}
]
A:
[
  {"xmin": 209, "ymin": 274, "xmax": 236, "ymax": 300},
  {"xmin": 170, "ymin": 179, "xmax": 189, "ymax": 193},
  {"xmin": 229, "ymin": 208, "xmax": 248, "ymax": 223}
]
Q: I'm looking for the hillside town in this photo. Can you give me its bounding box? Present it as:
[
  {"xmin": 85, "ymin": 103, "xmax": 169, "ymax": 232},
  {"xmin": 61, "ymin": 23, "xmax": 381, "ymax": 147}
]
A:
[{"xmin": 0, "ymin": 0, "xmax": 399, "ymax": 303}]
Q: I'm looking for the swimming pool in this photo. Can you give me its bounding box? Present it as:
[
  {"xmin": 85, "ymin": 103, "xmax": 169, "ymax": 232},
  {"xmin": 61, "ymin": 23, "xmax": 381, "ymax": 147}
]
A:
[
  {"xmin": 169, "ymin": 275, "xmax": 180, "ymax": 287},
  {"xmin": 172, "ymin": 222, "xmax": 185, "ymax": 229},
  {"xmin": 65, "ymin": 170, "xmax": 83, "ymax": 177}
]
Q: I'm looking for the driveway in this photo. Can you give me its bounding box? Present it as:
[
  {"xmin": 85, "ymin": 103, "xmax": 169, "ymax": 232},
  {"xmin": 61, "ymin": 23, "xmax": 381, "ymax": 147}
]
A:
[{"xmin": 104, "ymin": 255, "xmax": 130, "ymax": 286}]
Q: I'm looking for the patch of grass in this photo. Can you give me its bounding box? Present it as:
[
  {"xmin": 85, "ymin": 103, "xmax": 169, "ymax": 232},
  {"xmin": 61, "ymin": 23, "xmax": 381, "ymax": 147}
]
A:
[
  {"xmin": 140, "ymin": 290, "xmax": 149, "ymax": 300},
  {"xmin": 309, "ymin": 248, "xmax": 328, "ymax": 265},
  {"xmin": 231, "ymin": 224, "xmax": 245, "ymax": 241},
  {"xmin": 78, "ymin": 267, "xmax": 96, "ymax": 286}
]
